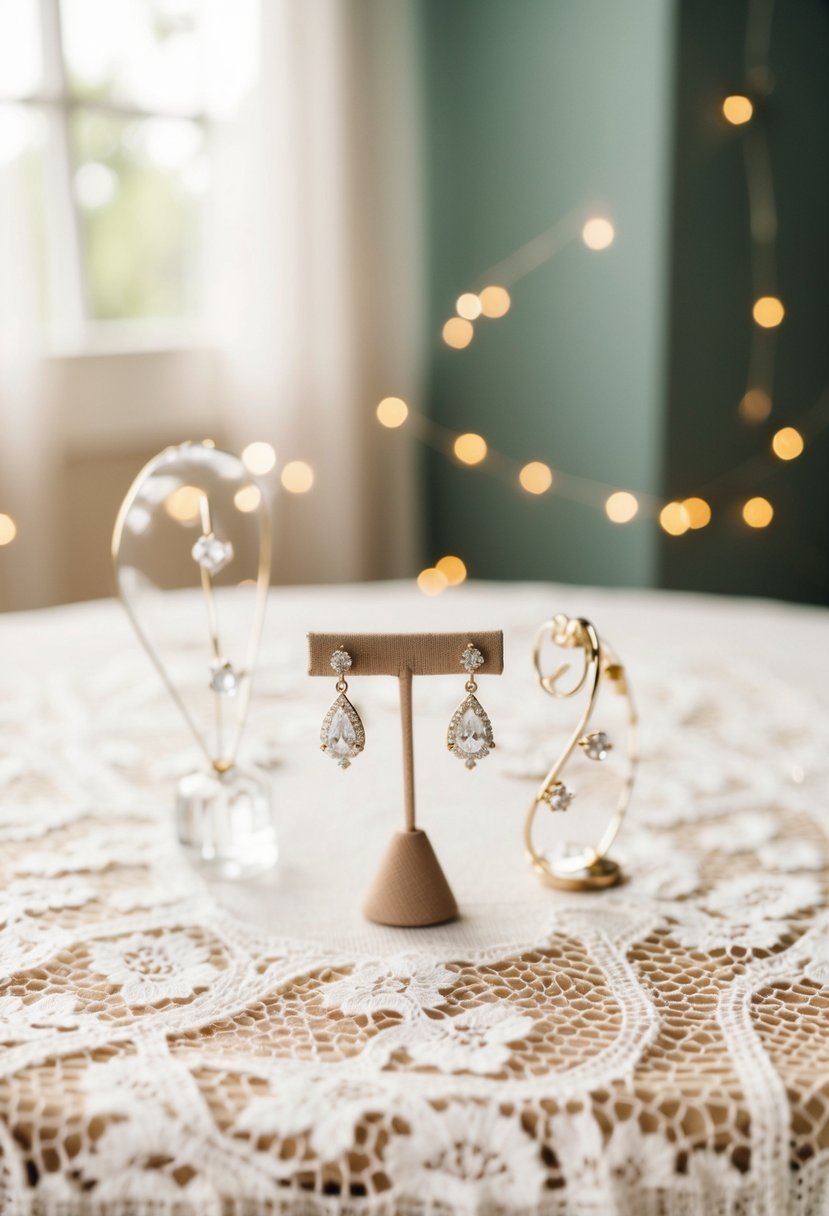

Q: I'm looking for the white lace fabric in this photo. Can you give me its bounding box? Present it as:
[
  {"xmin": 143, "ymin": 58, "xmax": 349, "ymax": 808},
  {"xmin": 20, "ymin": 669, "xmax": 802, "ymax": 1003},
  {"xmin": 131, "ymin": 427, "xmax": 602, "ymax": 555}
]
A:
[{"xmin": 1, "ymin": 582, "xmax": 829, "ymax": 1216}]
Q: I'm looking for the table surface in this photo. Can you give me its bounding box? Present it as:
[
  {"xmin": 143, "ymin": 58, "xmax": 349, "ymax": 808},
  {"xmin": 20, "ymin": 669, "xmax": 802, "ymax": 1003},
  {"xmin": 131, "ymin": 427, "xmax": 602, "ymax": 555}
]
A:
[{"xmin": 2, "ymin": 580, "xmax": 829, "ymax": 1216}]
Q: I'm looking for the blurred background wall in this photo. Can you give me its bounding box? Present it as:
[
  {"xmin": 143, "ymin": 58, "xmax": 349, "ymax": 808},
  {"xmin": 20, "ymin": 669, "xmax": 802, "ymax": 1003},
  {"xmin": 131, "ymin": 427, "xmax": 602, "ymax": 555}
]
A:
[
  {"xmin": 421, "ymin": 0, "xmax": 829, "ymax": 601},
  {"xmin": 420, "ymin": 0, "xmax": 674, "ymax": 589},
  {"xmin": 0, "ymin": 0, "xmax": 827, "ymax": 612}
]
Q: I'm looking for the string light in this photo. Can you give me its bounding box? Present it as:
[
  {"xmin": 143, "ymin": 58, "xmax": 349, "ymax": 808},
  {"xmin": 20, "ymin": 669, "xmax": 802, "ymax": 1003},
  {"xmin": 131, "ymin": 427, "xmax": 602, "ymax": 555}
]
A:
[
  {"xmin": 743, "ymin": 496, "xmax": 773, "ymax": 527},
  {"xmin": 605, "ymin": 491, "xmax": 639, "ymax": 523},
  {"xmin": 739, "ymin": 388, "xmax": 772, "ymax": 423},
  {"xmin": 753, "ymin": 296, "xmax": 784, "ymax": 328},
  {"xmin": 453, "ymin": 433, "xmax": 487, "ymax": 465},
  {"xmin": 376, "ymin": 397, "xmax": 409, "ymax": 428},
  {"xmin": 0, "ymin": 513, "xmax": 16, "ymax": 545},
  {"xmin": 659, "ymin": 502, "xmax": 691, "ymax": 536},
  {"xmin": 280, "ymin": 461, "xmax": 314, "ymax": 494},
  {"xmin": 771, "ymin": 426, "xmax": 804, "ymax": 460},
  {"xmin": 417, "ymin": 567, "xmax": 448, "ymax": 596},
  {"xmin": 682, "ymin": 497, "xmax": 712, "ymax": 529},
  {"xmin": 581, "ymin": 218, "xmax": 615, "ymax": 251},
  {"xmin": 436, "ymin": 555, "xmax": 467, "ymax": 585},
  {"xmin": 456, "ymin": 293, "xmax": 482, "ymax": 320},
  {"xmin": 165, "ymin": 485, "xmax": 202, "ymax": 524},
  {"xmin": 373, "ymin": 391, "xmax": 825, "ymax": 554},
  {"xmin": 723, "ymin": 95, "xmax": 753, "ymax": 125},
  {"xmin": 241, "ymin": 441, "xmax": 276, "ymax": 476},
  {"xmin": 478, "ymin": 286, "xmax": 511, "ymax": 318},
  {"xmin": 234, "ymin": 484, "xmax": 261, "ymax": 513},
  {"xmin": 518, "ymin": 461, "xmax": 553, "ymax": 494},
  {"xmin": 442, "ymin": 318, "xmax": 474, "ymax": 349}
]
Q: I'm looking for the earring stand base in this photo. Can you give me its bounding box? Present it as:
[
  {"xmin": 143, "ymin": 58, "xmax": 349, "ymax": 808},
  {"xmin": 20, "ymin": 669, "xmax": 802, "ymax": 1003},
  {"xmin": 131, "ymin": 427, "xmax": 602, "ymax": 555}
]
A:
[
  {"xmin": 175, "ymin": 766, "xmax": 277, "ymax": 880},
  {"xmin": 362, "ymin": 828, "xmax": 458, "ymax": 927},
  {"xmin": 538, "ymin": 853, "xmax": 623, "ymax": 892}
]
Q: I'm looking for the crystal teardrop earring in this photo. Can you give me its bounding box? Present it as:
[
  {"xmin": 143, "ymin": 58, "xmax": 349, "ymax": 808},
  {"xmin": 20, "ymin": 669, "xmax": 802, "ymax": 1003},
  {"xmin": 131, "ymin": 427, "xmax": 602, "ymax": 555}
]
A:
[
  {"xmin": 447, "ymin": 642, "xmax": 495, "ymax": 770},
  {"xmin": 320, "ymin": 648, "xmax": 365, "ymax": 769}
]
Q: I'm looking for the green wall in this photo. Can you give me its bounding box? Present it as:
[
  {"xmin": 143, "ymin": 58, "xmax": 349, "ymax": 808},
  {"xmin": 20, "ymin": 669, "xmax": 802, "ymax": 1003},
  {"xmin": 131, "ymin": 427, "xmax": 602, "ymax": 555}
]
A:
[{"xmin": 420, "ymin": 0, "xmax": 676, "ymax": 587}]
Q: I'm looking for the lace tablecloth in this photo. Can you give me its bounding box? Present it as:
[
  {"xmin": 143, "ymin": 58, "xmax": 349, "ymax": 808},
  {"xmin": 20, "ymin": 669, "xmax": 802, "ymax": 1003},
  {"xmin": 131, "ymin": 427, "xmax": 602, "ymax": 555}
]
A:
[{"xmin": 2, "ymin": 581, "xmax": 829, "ymax": 1216}]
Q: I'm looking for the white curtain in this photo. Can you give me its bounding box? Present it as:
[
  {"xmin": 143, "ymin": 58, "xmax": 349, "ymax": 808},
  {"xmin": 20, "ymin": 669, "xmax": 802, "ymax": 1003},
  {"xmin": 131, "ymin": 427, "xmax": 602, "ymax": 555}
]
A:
[
  {"xmin": 0, "ymin": 111, "xmax": 58, "ymax": 612},
  {"xmin": 208, "ymin": 0, "xmax": 424, "ymax": 585}
]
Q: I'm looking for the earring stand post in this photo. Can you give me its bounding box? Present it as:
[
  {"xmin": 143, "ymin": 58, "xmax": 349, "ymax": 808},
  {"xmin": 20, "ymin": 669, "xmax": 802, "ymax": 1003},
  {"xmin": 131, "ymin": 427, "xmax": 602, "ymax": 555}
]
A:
[
  {"xmin": 399, "ymin": 668, "xmax": 416, "ymax": 833},
  {"xmin": 307, "ymin": 631, "xmax": 504, "ymax": 926}
]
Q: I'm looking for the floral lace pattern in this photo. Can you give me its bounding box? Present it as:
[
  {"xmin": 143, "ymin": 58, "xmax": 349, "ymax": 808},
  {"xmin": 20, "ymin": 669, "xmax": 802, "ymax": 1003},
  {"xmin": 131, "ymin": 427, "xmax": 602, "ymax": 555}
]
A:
[{"xmin": 1, "ymin": 585, "xmax": 829, "ymax": 1216}]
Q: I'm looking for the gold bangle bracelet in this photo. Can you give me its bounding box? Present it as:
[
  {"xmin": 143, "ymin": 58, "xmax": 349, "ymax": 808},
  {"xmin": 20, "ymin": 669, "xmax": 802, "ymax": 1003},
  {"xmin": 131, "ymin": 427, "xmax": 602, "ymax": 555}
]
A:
[{"xmin": 524, "ymin": 614, "xmax": 638, "ymax": 891}]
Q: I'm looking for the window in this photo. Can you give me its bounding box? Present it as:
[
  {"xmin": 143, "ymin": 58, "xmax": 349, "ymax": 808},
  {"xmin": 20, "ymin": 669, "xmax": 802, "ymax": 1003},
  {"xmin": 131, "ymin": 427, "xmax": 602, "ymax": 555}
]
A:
[{"xmin": 0, "ymin": 0, "xmax": 256, "ymax": 342}]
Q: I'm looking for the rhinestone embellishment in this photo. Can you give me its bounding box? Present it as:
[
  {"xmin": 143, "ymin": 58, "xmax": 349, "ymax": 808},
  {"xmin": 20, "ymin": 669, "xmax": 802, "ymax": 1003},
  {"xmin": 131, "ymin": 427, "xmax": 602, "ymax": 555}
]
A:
[
  {"xmin": 191, "ymin": 533, "xmax": 234, "ymax": 575},
  {"xmin": 330, "ymin": 649, "xmax": 353, "ymax": 676},
  {"xmin": 544, "ymin": 781, "xmax": 575, "ymax": 813},
  {"xmin": 210, "ymin": 661, "xmax": 239, "ymax": 696},
  {"xmin": 461, "ymin": 645, "xmax": 485, "ymax": 674},
  {"xmin": 579, "ymin": 731, "xmax": 612, "ymax": 761}
]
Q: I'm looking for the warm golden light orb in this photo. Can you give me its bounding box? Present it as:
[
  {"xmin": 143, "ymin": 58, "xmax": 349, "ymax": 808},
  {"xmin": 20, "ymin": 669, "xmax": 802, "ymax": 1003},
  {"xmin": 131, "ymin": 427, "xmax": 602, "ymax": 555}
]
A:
[
  {"xmin": 478, "ymin": 285, "xmax": 511, "ymax": 318},
  {"xmin": 518, "ymin": 461, "xmax": 553, "ymax": 495},
  {"xmin": 659, "ymin": 501, "xmax": 691, "ymax": 536},
  {"xmin": 456, "ymin": 293, "xmax": 482, "ymax": 320},
  {"xmin": 280, "ymin": 461, "xmax": 315, "ymax": 494},
  {"xmin": 743, "ymin": 496, "xmax": 774, "ymax": 528},
  {"xmin": 241, "ymin": 441, "xmax": 276, "ymax": 476},
  {"xmin": 442, "ymin": 317, "xmax": 474, "ymax": 348},
  {"xmin": 682, "ymin": 497, "xmax": 711, "ymax": 529},
  {"xmin": 436, "ymin": 555, "xmax": 467, "ymax": 585},
  {"xmin": 771, "ymin": 426, "xmax": 804, "ymax": 461},
  {"xmin": 582, "ymin": 217, "xmax": 615, "ymax": 250},
  {"xmin": 723, "ymin": 95, "xmax": 753, "ymax": 125},
  {"xmin": 605, "ymin": 491, "xmax": 639, "ymax": 523},
  {"xmin": 739, "ymin": 388, "xmax": 772, "ymax": 423},
  {"xmin": 0, "ymin": 513, "xmax": 16, "ymax": 545},
  {"xmin": 753, "ymin": 296, "xmax": 784, "ymax": 328},
  {"xmin": 453, "ymin": 433, "xmax": 488, "ymax": 465},
  {"xmin": 234, "ymin": 485, "xmax": 262, "ymax": 513},
  {"xmin": 165, "ymin": 485, "xmax": 202, "ymax": 524},
  {"xmin": 417, "ymin": 567, "xmax": 448, "ymax": 596},
  {"xmin": 376, "ymin": 397, "xmax": 409, "ymax": 428}
]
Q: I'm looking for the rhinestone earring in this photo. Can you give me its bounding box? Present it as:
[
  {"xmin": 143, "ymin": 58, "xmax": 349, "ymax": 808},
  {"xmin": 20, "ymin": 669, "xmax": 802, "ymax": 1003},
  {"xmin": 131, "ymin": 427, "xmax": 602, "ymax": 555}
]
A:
[
  {"xmin": 447, "ymin": 642, "xmax": 495, "ymax": 770},
  {"xmin": 320, "ymin": 648, "xmax": 365, "ymax": 769}
]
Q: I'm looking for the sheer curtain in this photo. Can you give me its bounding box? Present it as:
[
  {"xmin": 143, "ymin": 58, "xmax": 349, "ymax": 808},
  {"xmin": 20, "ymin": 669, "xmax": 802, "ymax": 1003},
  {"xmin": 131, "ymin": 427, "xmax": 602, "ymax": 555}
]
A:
[
  {"xmin": 0, "ymin": 116, "xmax": 58, "ymax": 612},
  {"xmin": 209, "ymin": 0, "xmax": 424, "ymax": 585}
]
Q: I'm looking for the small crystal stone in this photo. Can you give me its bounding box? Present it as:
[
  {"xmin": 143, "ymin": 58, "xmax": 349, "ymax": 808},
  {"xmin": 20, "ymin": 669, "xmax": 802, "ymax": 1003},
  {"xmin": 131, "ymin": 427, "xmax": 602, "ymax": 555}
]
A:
[
  {"xmin": 448, "ymin": 692, "xmax": 493, "ymax": 769},
  {"xmin": 457, "ymin": 707, "xmax": 487, "ymax": 754},
  {"xmin": 545, "ymin": 781, "xmax": 575, "ymax": 813},
  {"xmin": 461, "ymin": 645, "xmax": 484, "ymax": 674},
  {"xmin": 327, "ymin": 707, "xmax": 357, "ymax": 761},
  {"xmin": 456, "ymin": 705, "xmax": 487, "ymax": 765},
  {"xmin": 330, "ymin": 649, "xmax": 353, "ymax": 676},
  {"xmin": 210, "ymin": 661, "xmax": 239, "ymax": 695},
  {"xmin": 191, "ymin": 533, "xmax": 233, "ymax": 575},
  {"xmin": 580, "ymin": 731, "xmax": 612, "ymax": 762}
]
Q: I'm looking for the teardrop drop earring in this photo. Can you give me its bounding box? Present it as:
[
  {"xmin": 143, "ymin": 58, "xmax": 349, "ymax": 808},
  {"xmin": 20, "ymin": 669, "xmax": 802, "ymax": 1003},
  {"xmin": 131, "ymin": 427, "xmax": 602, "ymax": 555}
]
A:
[
  {"xmin": 320, "ymin": 648, "xmax": 365, "ymax": 769},
  {"xmin": 446, "ymin": 642, "xmax": 495, "ymax": 770}
]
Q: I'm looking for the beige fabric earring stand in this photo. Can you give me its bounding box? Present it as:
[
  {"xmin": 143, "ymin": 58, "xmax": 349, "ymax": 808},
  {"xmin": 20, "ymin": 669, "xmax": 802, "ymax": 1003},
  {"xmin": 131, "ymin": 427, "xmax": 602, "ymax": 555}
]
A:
[{"xmin": 308, "ymin": 631, "xmax": 504, "ymax": 927}]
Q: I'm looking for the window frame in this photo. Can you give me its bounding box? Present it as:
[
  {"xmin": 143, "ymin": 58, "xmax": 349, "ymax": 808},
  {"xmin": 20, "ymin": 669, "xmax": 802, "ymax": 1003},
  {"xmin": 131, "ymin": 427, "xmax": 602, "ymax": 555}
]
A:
[{"xmin": 2, "ymin": 0, "xmax": 211, "ymax": 353}]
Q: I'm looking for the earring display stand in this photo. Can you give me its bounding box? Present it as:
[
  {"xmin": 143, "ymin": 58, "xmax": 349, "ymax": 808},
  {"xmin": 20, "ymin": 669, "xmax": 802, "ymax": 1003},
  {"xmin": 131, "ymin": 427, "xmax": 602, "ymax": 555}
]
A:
[{"xmin": 307, "ymin": 631, "xmax": 504, "ymax": 927}]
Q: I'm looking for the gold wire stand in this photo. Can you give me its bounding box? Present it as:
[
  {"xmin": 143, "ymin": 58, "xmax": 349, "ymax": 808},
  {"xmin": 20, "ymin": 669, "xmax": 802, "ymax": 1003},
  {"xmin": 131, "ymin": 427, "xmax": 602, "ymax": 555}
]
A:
[
  {"xmin": 111, "ymin": 442, "xmax": 271, "ymax": 776},
  {"xmin": 524, "ymin": 614, "xmax": 638, "ymax": 892}
]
